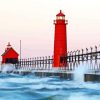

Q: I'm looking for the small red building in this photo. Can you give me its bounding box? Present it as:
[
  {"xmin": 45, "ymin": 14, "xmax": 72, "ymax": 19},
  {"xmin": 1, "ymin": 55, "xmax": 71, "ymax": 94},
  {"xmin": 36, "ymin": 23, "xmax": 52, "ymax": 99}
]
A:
[{"xmin": 1, "ymin": 42, "xmax": 19, "ymax": 64}]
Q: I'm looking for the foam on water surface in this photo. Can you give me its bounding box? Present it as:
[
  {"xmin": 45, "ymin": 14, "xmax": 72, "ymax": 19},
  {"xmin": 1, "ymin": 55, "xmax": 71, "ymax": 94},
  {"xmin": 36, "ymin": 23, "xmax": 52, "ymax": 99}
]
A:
[
  {"xmin": 0, "ymin": 73, "xmax": 100, "ymax": 100},
  {"xmin": 0, "ymin": 63, "xmax": 100, "ymax": 100},
  {"xmin": 1, "ymin": 64, "xmax": 15, "ymax": 72}
]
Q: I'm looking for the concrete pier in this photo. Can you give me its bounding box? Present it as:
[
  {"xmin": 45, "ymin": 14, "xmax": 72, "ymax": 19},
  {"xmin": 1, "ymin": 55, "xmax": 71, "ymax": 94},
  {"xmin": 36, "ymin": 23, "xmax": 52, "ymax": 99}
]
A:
[
  {"xmin": 34, "ymin": 71, "xmax": 73, "ymax": 80},
  {"xmin": 85, "ymin": 74, "xmax": 100, "ymax": 82},
  {"xmin": 34, "ymin": 71, "xmax": 100, "ymax": 82},
  {"xmin": 0, "ymin": 63, "xmax": 100, "ymax": 82},
  {"xmin": 8, "ymin": 69, "xmax": 100, "ymax": 82}
]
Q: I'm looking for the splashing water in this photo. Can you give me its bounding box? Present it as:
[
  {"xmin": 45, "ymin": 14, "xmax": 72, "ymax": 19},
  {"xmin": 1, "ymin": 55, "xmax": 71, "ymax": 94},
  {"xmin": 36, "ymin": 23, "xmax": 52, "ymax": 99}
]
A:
[
  {"xmin": 1, "ymin": 64, "xmax": 15, "ymax": 73},
  {"xmin": 0, "ymin": 64, "xmax": 100, "ymax": 100},
  {"xmin": 0, "ymin": 72, "xmax": 99, "ymax": 100},
  {"xmin": 74, "ymin": 62, "xmax": 88, "ymax": 82}
]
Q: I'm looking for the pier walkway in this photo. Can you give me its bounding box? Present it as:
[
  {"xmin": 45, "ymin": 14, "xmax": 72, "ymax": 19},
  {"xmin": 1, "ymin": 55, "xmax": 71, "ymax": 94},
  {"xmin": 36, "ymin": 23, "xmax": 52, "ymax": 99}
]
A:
[{"xmin": 0, "ymin": 47, "xmax": 100, "ymax": 82}]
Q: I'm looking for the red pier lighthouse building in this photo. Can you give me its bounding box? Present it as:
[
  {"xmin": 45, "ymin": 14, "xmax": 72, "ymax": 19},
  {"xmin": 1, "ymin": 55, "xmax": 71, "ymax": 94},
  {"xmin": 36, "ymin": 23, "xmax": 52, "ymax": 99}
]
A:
[
  {"xmin": 53, "ymin": 10, "xmax": 68, "ymax": 67},
  {"xmin": 1, "ymin": 42, "xmax": 19, "ymax": 64}
]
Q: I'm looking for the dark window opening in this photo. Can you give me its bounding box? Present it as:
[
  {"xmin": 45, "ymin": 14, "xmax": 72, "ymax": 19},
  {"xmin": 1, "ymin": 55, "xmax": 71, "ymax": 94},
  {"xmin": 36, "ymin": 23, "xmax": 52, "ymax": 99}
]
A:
[{"xmin": 5, "ymin": 58, "xmax": 18, "ymax": 64}]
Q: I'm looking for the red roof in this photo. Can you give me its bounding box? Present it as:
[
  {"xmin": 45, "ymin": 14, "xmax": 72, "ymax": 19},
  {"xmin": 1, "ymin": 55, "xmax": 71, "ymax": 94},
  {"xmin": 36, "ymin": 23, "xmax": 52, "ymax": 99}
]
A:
[
  {"xmin": 56, "ymin": 10, "xmax": 65, "ymax": 16},
  {"xmin": 1, "ymin": 47, "xmax": 19, "ymax": 56}
]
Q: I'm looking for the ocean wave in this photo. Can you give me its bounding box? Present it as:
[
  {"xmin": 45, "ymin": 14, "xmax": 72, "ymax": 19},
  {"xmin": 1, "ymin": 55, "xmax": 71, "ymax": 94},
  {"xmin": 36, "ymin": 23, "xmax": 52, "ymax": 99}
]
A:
[{"xmin": 0, "ymin": 73, "xmax": 100, "ymax": 100}]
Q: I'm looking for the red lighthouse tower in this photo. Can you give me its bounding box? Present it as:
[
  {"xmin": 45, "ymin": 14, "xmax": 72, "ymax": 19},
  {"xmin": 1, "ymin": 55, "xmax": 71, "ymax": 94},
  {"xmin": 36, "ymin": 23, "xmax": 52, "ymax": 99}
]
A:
[{"xmin": 53, "ymin": 10, "xmax": 68, "ymax": 67}]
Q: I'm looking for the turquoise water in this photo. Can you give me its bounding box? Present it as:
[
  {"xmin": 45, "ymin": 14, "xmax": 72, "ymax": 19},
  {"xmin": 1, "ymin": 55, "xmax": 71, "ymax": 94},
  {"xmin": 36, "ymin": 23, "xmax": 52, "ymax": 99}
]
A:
[{"xmin": 0, "ymin": 73, "xmax": 100, "ymax": 100}]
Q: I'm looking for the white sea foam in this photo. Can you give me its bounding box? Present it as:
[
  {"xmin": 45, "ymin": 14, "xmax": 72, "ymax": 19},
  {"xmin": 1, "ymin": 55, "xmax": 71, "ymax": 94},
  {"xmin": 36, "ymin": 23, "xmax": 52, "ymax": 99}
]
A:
[
  {"xmin": 1, "ymin": 64, "xmax": 15, "ymax": 73},
  {"xmin": 74, "ymin": 62, "xmax": 88, "ymax": 82},
  {"xmin": 68, "ymin": 93, "xmax": 99, "ymax": 100}
]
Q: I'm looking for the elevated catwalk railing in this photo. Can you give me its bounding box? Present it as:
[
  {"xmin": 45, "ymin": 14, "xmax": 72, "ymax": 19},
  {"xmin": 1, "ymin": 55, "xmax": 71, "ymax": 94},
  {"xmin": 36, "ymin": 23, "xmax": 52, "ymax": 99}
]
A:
[
  {"xmin": 15, "ymin": 56, "xmax": 53, "ymax": 70},
  {"xmin": 14, "ymin": 46, "xmax": 100, "ymax": 73}
]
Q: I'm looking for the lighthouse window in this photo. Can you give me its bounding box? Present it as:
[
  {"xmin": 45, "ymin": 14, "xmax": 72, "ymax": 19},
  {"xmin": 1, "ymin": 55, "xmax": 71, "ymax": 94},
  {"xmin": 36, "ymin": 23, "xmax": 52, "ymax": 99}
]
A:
[
  {"xmin": 57, "ymin": 16, "xmax": 60, "ymax": 19},
  {"xmin": 62, "ymin": 17, "xmax": 65, "ymax": 20},
  {"xmin": 57, "ymin": 16, "xmax": 65, "ymax": 20},
  {"xmin": 59, "ymin": 16, "xmax": 63, "ymax": 19}
]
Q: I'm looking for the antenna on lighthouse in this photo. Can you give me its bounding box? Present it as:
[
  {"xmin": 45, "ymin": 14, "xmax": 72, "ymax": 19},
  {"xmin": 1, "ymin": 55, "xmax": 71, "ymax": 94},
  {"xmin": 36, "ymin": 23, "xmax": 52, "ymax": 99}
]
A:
[{"xmin": 20, "ymin": 40, "xmax": 21, "ymax": 60}]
